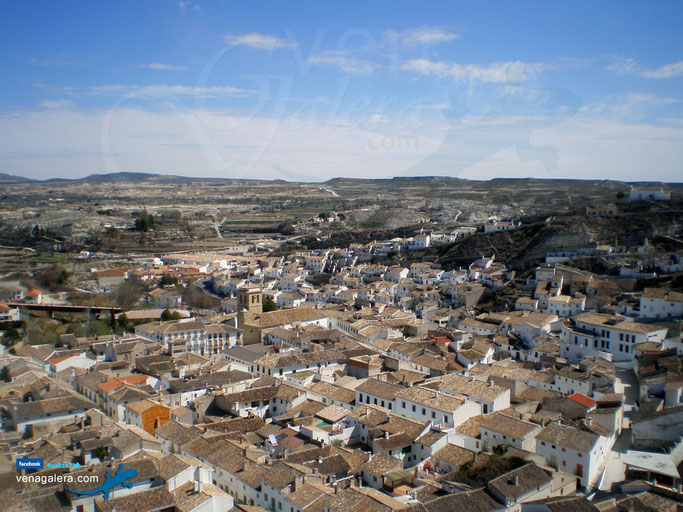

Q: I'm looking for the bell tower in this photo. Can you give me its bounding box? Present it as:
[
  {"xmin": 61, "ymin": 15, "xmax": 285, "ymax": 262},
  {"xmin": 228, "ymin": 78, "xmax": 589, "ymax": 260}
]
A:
[
  {"xmin": 237, "ymin": 287, "xmax": 263, "ymax": 315},
  {"xmin": 237, "ymin": 287, "xmax": 263, "ymax": 344}
]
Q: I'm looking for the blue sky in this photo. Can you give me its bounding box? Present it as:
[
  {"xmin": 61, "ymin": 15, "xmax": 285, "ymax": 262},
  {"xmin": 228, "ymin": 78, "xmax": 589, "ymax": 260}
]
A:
[{"xmin": 1, "ymin": 1, "xmax": 682, "ymax": 182}]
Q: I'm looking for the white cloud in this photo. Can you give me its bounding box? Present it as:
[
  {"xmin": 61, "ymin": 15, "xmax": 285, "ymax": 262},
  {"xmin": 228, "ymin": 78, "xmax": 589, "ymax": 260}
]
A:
[
  {"xmin": 82, "ymin": 84, "xmax": 251, "ymax": 99},
  {"xmin": 138, "ymin": 63, "xmax": 187, "ymax": 71},
  {"xmin": 385, "ymin": 27, "xmax": 459, "ymax": 45},
  {"xmin": 641, "ymin": 60, "xmax": 683, "ymax": 79},
  {"xmin": 1, "ymin": 102, "xmax": 681, "ymax": 183},
  {"xmin": 402, "ymin": 58, "xmax": 543, "ymax": 83},
  {"xmin": 308, "ymin": 51, "xmax": 376, "ymax": 75},
  {"xmin": 39, "ymin": 99, "xmax": 75, "ymax": 109},
  {"xmin": 583, "ymin": 92, "xmax": 681, "ymax": 121},
  {"xmin": 607, "ymin": 57, "xmax": 683, "ymax": 79},
  {"xmin": 223, "ymin": 32, "xmax": 294, "ymax": 50}
]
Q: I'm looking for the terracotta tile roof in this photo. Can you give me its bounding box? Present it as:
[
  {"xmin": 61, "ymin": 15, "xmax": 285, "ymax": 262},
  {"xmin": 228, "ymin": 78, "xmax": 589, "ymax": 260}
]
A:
[
  {"xmin": 568, "ymin": 392, "xmax": 597, "ymax": 409},
  {"xmin": 98, "ymin": 374, "xmax": 148, "ymax": 393}
]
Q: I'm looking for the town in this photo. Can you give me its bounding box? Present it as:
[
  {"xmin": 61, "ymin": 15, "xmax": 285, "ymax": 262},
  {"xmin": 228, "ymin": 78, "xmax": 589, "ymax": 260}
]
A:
[{"xmin": 0, "ymin": 177, "xmax": 681, "ymax": 512}]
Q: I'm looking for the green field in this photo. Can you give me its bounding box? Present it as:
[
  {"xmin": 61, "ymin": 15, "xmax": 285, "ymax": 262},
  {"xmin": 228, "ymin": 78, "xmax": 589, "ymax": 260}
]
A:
[{"xmin": 29, "ymin": 254, "xmax": 66, "ymax": 263}]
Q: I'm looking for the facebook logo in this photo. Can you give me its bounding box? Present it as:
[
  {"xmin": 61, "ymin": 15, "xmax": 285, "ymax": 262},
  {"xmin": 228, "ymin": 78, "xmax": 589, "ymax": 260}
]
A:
[{"xmin": 16, "ymin": 458, "xmax": 44, "ymax": 469}]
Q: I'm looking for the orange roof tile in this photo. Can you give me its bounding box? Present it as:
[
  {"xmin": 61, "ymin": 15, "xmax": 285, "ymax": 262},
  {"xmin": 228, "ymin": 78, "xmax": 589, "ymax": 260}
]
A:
[
  {"xmin": 97, "ymin": 374, "xmax": 148, "ymax": 393},
  {"xmin": 568, "ymin": 392, "xmax": 596, "ymax": 409}
]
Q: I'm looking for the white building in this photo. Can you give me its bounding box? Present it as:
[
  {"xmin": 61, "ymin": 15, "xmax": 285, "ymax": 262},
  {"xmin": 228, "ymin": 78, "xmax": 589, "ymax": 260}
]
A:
[
  {"xmin": 561, "ymin": 313, "xmax": 668, "ymax": 363},
  {"xmin": 480, "ymin": 413, "xmax": 542, "ymax": 452},
  {"xmin": 629, "ymin": 186, "xmax": 670, "ymax": 201},
  {"xmin": 0, "ymin": 301, "xmax": 20, "ymax": 322},
  {"xmin": 535, "ymin": 423, "xmax": 611, "ymax": 489},
  {"xmin": 484, "ymin": 221, "xmax": 520, "ymax": 233},
  {"xmin": 395, "ymin": 387, "xmax": 481, "ymax": 428},
  {"xmin": 639, "ymin": 288, "xmax": 683, "ymax": 320}
]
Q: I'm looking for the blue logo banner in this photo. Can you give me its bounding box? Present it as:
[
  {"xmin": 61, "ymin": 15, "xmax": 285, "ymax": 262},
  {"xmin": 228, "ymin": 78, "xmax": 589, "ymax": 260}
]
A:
[{"xmin": 16, "ymin": 458, "xmax": 44, "ymax": 469}]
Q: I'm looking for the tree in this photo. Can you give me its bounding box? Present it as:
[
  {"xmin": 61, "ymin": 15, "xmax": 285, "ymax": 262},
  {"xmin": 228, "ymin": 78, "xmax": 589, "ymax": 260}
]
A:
[
  {"xmin": 182, "ymin": 286, "xmax": 219, "ymax": 310},
  {"xmin": 160, "ymin": 274, "xmax": 178, "ymax": 287},
  {"xmin": 94, "ymin": 445, "xmax": 109, "ymax": 460},
  {"xmin": 337, "ymin": 213, "xmax": 346, "ymax": 221},
  {"xmin": 160, "ymin": 308, "xmax": 181, "ymax": 321},
  {"xmin": 616, "ymin": 191, "xmax": 626, "ymax": 199},
  {"xmin": 318, "ymin": 212, "xmax": 329, "ymax": 219},
  {"xmin": 2, "ymin": 326, "xmax": 20, "ymax": 346},
  {"xmin": 88, "ymin": 320, "xmax": 112, "ymax": 337},
  {"xmin": 118, "ymin": 313, "xmax": 131, "ymax": 332},
  {"xmin": 57, "ymin": 269, "xmax": 70, "ymax": 285},
  {"xmin": 263, "ymin": 297, "xmax": 277, "ymax": 312},
  {"xmin": 133, "ymin": 211, "xmax": 155, "ymax": 232},
  {"xmin": 112, "ymin": 277, "xmax": 144, "ymax": 310},
  {"xmin": 109, "ymin": 309, "xmax": 117, "ymax": 330}
]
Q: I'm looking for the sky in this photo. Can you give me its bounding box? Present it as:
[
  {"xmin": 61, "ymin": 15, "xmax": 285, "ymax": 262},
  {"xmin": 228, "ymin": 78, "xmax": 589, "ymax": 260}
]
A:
[{"xmin": 1, "ymin": 1, "xmax": 682, "ymax": 182}]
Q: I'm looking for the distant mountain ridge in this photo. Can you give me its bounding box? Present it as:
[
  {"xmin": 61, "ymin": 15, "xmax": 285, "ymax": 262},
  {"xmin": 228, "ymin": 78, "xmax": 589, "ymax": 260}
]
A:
[
  {"xmin": 0, "ymin": 173, "xmax": 36, "ymax": 184},
  {"xmin": 0, "ymin": 171, "xmax": 680, "ymax": 187}
]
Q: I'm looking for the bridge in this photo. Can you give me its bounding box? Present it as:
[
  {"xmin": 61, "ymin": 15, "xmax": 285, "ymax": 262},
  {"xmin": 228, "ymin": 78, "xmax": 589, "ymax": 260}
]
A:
[{"xmin": 8, "ymin": 303, "xmax": 122, "ymax": 315}]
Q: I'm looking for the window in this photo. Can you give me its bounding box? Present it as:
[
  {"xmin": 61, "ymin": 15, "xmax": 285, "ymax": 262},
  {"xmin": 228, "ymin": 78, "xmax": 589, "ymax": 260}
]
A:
[
  {"xmin": 431, "ymin": 411, "xmax": 436, "ymax": 419},
  {"xmin": 412, "ymin": 405, "xmax": 416, "ymax": 412},
  {"xmin": 422, "ymin": 407, "xmax": 426, "ymax": 415},
  {"xmin": 402, "ymin": 401, "xmax": 406, "ymax": 408}
]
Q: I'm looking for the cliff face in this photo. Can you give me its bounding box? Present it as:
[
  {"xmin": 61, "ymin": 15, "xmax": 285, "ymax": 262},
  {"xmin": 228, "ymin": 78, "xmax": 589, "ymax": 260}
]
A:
[{"xmin": 417, "ymin": 206, "xmax": 682, "ymax": 271}]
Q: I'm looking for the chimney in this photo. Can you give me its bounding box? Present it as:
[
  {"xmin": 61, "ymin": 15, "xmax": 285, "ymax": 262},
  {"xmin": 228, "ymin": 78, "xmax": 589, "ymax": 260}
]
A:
[
  {"xmin": 384, "ymin": 431, "xmax": 389, "ymax": 439},
  {"xmin": 512, "ymin": 475, "xmax": 518, "ymax": 486}
]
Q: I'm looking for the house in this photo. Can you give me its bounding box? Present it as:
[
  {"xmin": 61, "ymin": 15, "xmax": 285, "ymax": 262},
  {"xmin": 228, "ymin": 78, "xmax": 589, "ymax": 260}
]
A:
[
  {"xmin": 359, "ymin": 453, "xmax": 402, "ymax": 489},
  {"xmin": 355, "ymin": 378, "xmax": 402, "ymax": 412},
  {"xmin": 429, "ymin": 443, "xmax": 476, "ymax": 474},
  {"xmin": 639, "ymin": 288, "xmax": 683, "ymax": 320},
  {"xmin": 436, "ymin": 373, "xmax": 511, "ymax": 414},
  {"xmin": 504, "ymin": 312, "xmax": 559, "ymax": 346},
  {"xmin": 0, "ymin": 301, "xmax": 20, "ymax": 322},
  {"xmin": 385, "ymin": 266, "xmax": 409, "ymax": 283},
  {"xmin": 326, "ymin": 486, "xmax": 408, "ymax": 512},
  {"xmin": 629, "ymin": 186, "xmax": 670, "ymax": 201},
  {"xmin": 484, "ymin": 220, "xmax": 520, "ymax": 233},
  {"xmin": 545, "ymin": 295, "xmax": 586, "ymax": 317},
  {"xmin": 486, "ymin": 463, "xmax": 576, "ymax": 509},
  {"xmin": 147, "ymin": 287, "xmax": 183, "ymax": 308},
  {"xmin": 534, "ymin": 422, "xmax": 610, "ymax": 489},
  {"xmin": 560, "ymin": 313, "xmax": 668, "ymax": 363},
  {"xmin": 395, "ymin": 386, "xmax": 481, "ymax": 427},
  {"xmin": 23, "ymin": 288, "xmax": 42, "ymax": 304},
  {"xmin": 253, "ymin": 349, "xmax": 345, "ymax": 378},
  {"xmin": 136, "ymin": 319, "xmax": 240, "ymax": 356},
  {"xmin": 6, "ymin": 395, "xmax": 95, "ymax": 432},
  {"xmin": 47, "ymin": 353, "xmax": 96, "ymax": 376},
  {"xmin": 480, "ymin": 412, "xmax": 541, "ymax": 452},
  {"xmin": 95, "ymin": 268, "xmax": 128, "ymax": 290},
  {"xmin": 123, "ymin": 399, "xmax": 171, "ymax": 434},
  {"xmin": 585, "ymin": 204, "xmax": 616, "ymax": 216}
]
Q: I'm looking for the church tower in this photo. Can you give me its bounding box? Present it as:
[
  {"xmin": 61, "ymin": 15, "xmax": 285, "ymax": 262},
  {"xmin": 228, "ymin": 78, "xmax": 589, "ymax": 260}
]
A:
[{"xmin": 237, "ymin": 287, "xmax": 263, "ymax": 344}]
